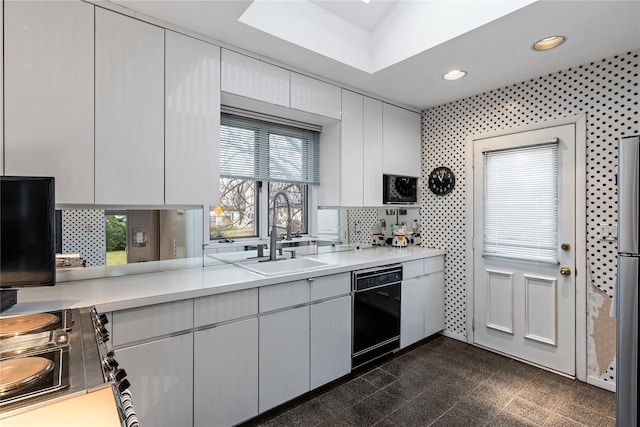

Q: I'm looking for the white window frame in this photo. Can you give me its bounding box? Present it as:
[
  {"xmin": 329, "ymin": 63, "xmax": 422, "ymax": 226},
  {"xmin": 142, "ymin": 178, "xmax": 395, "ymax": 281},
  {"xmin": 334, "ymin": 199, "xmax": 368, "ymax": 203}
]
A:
[{"xmin": 207, "ymin": 111, "xmax": 320, "ymax": 246}]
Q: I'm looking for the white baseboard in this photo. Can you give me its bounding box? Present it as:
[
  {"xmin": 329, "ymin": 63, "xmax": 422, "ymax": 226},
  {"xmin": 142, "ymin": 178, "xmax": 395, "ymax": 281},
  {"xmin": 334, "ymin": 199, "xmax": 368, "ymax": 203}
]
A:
[
  {"xmin": 587, "ymin": 375, "xmax": 616, "ymax": 392},
  {"xmin": 441, "ymin": 330, "xmax": 467, "ymax": 342}
]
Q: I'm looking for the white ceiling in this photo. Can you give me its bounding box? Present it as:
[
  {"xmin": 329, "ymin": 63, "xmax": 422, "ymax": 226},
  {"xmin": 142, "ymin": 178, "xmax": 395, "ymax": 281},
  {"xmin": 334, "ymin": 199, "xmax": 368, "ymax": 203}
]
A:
[
  {"xmin": 110, "ymin": 0, "xmax": 640, "ymax": 110},
  {"xmin": 309, "ymin": 0, "xmax": 396, "ymax": 33}
]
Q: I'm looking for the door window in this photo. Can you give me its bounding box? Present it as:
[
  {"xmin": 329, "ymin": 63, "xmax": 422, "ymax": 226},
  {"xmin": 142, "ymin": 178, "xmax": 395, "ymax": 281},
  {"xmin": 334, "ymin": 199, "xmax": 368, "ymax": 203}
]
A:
[{"xmin": 482, "ymin": 142, "xmax": 558, "ymax": 263}]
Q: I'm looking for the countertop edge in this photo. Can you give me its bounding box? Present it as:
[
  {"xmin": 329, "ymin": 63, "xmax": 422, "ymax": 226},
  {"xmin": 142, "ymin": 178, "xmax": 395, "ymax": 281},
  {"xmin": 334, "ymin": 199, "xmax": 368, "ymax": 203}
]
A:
[{"xmin": 3, "ymin": 248, "xmax": 445, "ymax": 315}]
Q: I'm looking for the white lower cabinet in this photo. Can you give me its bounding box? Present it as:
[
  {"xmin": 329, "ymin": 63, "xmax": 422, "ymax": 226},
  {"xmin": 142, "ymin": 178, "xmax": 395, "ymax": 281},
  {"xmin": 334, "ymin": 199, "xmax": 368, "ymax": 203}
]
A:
[
  {"xmin": 115, "ymin": 333, "xmax": 193, "ymax": 427},
  {"xmin": 400, "ymin": 276, "xmax": 427, "ymax": 348},
  {"xmin": 425, "ymin": 271, "xmax": 445, "ymax": 337},
  {"xmin": 259, "ymin": 306, "xmax": 310, "ymax": 413},
  {"xmin": 310, "ymin": 296, "xmax": 351, "ymax": 389},
  {"xmin": 194, "ymin": 318, "xmax": 258, "ymax": 427},
  {"xmin": 401, "ymin": 256, "xmax": 445, "ymax": 349}
]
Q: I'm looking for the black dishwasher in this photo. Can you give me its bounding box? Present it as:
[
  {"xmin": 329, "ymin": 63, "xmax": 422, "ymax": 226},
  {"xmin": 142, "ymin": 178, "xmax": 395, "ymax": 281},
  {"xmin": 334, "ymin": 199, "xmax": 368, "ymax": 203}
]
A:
[{"xmin": 352, "ymin": 264, "xmax": 402, "ymax": 369}]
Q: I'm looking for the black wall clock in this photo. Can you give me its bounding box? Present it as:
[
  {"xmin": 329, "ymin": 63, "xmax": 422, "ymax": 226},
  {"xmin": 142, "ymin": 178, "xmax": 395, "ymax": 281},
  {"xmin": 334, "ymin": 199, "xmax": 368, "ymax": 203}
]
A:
[{"xmin": 428, "ymin": 166, "xmax": 455, "ymax": 195}]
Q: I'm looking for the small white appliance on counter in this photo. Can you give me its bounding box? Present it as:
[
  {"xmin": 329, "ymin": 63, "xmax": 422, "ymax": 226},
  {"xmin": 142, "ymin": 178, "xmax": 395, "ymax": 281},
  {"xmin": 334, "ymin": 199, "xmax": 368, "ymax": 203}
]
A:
[{"xmin": 392, "ymin": 225, "xmax": 408, "ymax": 247}]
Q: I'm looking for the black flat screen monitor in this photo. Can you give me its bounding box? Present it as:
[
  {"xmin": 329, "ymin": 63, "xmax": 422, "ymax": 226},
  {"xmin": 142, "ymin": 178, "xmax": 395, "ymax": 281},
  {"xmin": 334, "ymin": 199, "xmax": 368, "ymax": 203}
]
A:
[{"xmin": 1, "ymin": 176, "xmax": 56, "ymax": 287}]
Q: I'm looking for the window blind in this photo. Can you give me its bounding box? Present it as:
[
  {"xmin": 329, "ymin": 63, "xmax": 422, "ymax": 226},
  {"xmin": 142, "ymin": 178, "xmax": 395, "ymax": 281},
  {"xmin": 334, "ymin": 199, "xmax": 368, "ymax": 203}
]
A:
[
  {"xmin": 220, "ymin": 113, "xmax": 320, "ymax": 184},
  {"xmin": 483, "ymin": 141, "xmax": 559, "ymax": 263}
]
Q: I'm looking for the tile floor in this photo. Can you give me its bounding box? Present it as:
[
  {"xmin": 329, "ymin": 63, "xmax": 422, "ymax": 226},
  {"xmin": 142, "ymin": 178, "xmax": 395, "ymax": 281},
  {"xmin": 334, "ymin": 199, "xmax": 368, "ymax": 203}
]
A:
[{"xmin": 242, "ymin": 336, "xmax": 616, "ymax": 427}]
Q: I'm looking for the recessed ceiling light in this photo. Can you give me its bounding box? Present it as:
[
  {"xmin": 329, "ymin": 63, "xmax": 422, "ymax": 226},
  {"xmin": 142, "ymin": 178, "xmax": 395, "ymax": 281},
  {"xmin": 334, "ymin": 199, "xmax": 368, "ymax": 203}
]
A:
[
  {"xmin": 360, "ymin": 0, "xmax": 371, "ymax": 4},
  {"xmin": 443, "ymin": 70, "xmax": 466, "ymax": 81},
  {"xmin": 532, "ymin": 35, "xmax": 566, "ymax": 51}
]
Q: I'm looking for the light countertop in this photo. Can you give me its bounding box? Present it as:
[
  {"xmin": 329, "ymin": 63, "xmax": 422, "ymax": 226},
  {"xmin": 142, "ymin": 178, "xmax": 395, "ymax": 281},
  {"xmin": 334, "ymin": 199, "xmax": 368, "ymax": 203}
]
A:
[
  {"xmin": 1, "ymin": 386, "xmax": 121, "ymax": 427},
  {"xmin": 3, "ymin": 246, "xmax": 444, "ymax": 315}
]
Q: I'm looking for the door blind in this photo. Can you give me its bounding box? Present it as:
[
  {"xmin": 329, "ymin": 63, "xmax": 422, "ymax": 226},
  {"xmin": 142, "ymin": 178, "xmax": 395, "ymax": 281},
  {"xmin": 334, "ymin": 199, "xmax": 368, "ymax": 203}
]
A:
[
  {"xmin": 483, "ymin": 141, "xmax": 559, "ymax": 263},
  {"xmin": 220, "ymin": 113, "xmax": 320, "ymax": 184}
]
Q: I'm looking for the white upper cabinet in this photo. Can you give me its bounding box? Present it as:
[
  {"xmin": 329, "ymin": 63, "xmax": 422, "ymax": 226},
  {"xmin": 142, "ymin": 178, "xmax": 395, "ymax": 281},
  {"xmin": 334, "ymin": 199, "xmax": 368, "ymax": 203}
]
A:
[
  {"xmin": 382, "ymin": 103, "xmax": 422, "ymax": 177},
  {"xmin": 317, "ymin": 121, "xmax": 341, "ymax": 207},
  {"xmin": 95, "ymin": 9, "xmax": 164, "ymax": 205},
  {"xmin": 321, "ymin": 91, "xmax": 384, "ymax": 207},
  {"xmin": 4, "ymin": 0, "xmax": 94, "ymax": 204},
  {"xmin": 363, "ymin": 97, "xmax": 383, "ymax": 206},
  {"xmin": 221, "ymin": 49, "xmax": 290, "ymax": 108},
  {"xmin": 340, "ymin": 90, "xmax": 364, "ymax": 206},
  {"xmin": 165, "ymin": 31, "xmax": 220, "ymax": 206},
  {"xmin": 290, "ymin": 73, "xmax": 341, "ymax": 119}
]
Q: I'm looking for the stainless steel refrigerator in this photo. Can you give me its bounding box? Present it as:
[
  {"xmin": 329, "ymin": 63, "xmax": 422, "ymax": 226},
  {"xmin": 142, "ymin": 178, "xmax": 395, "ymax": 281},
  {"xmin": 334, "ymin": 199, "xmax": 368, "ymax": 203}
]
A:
[{"xmin": 616, "ymin": 135, "xmax": 639, "ymax": 427}]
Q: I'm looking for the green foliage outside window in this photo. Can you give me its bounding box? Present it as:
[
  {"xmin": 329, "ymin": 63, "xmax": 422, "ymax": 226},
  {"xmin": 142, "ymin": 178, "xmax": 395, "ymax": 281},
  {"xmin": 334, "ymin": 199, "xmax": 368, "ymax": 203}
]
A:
[{"xmin": 106, "ymin": 215, "xmax": 127, "ymax": 251}]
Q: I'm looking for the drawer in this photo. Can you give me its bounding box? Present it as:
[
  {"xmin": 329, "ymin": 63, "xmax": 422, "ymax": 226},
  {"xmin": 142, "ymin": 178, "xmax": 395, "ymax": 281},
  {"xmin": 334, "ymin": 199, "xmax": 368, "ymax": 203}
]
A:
[
  {"xmin": 112, "ymin": 299, "xmax": 193, "ymax": 347},
  {"xmin": 194, "ymin": 288, "xmax": 258, "ymax": 327},
  {"xmin": 424, "ymin": 255, "xmax": 445, "ymax": 275},
  {"xmin": 403, "ymin": 260, "xmax": 423, "ymax": 279},
  {"xmin": 309, "ymin": 273, "xmax": 350, "ymax": 301},
  {"xmin": 260, "ymin": 280, "xmax": 310, "ymax": 312}
]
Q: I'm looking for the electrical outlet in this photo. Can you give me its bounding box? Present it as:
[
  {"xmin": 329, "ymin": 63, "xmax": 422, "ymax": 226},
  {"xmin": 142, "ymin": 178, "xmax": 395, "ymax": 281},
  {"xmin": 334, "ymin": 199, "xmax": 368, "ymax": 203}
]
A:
[{"xmin": 601, "ymin": 225, "xmax": 617, "ymax": 241}]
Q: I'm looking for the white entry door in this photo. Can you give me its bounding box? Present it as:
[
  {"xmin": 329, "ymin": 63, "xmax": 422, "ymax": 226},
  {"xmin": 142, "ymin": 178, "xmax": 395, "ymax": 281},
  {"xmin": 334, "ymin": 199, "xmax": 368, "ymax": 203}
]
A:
[{"xmin": 473, "ymin": 124, "xmax": 576, "ymax": 376}]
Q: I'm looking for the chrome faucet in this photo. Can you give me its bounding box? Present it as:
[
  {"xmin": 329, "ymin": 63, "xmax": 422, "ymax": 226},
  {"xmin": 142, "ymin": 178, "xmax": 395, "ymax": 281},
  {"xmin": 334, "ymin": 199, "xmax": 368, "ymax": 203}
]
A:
[{"xmin": 269, "ymin": 191, "xmax": 292, "ymax": 261}]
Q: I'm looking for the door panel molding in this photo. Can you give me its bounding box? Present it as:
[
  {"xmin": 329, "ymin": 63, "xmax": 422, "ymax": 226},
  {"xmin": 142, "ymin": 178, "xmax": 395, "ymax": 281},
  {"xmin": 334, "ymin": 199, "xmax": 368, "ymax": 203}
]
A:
[
  {"xmin": 524, "ymin": 274, "xmax": 557, "ymax": 346},
  {"xmin": 485, "ymin": 269, "xmax": 514, "ymax": 334}
]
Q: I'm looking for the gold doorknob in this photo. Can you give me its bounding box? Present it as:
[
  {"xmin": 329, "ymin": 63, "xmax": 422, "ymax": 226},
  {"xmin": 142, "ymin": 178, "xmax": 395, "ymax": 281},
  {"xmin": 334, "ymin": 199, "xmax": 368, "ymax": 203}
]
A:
[
  {"xmin": 560, "ymin": 267, "xmax": 571, "ymax": 276},
  {"xmin": 561, "ymin": 243, "xmax": 571, "ymax": 251}
]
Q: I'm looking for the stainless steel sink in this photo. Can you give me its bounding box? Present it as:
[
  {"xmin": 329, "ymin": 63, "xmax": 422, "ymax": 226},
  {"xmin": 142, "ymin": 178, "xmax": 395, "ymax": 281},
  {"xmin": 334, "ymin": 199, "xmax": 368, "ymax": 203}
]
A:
[{"xmin": 237, "ymin": 258, "xmax": 332, "ymax": 276}]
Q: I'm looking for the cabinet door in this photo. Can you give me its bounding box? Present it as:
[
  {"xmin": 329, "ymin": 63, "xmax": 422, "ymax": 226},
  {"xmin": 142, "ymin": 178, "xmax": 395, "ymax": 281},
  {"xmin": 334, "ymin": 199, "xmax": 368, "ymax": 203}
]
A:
[
  {"xmin": 116, "ymin": 333, "xmax": 193, "ymax": 427},
  {"xmin": 400, "ymin": 277, "xmax": 426, "ymax": 348},
  {"xmin": 165, "ymin": 31, "xmax": 220, "ymax": 206},
  {"xmin": 424, "ymin": 271, "xmax": 445, "ymax": 337},
  {"xmin": 317, "ymin": 121, "xmax": 341, "ymax": 207},
  {"xmin": 221, "ymin": 49, "xmax": 290, "ymax": 107},
  {"xmin": 194, "ymin": 319, "xmax": 258, "ymax": 427},
  {"xmin": 340, "ymin": 90, "xmax": 364, "ymax": 206},
  {"xmin": 291, "ymin": 73, "xmax": 341, "ymax": 119},
  {"xmin": 111, "ymin": 299, "xmax": 193, "ymax": 347},
  {"xmin": 310, "ymin": 296, "xmax": 351, "ymax": 389},
  {"xmin": 95, "ymin": 9, "xmax": 164, "ymax": 205},
  {"xmin": 4, "ymin": 0, "xmax": 94, "ymax": 204},
  {"xmin": 382, "ymin": 103, "xmax": 422, "ymax": 177},
  {"xmin": 259, "ymin": 306, "xmax": 310, "ymax": 412},
  {"xmin": 363, "ymin": 97, "xmax": 383, "ymax": 206},
  {"xmin": 259, "ymin": 280, "xmax": 309, "ymax": 313}
]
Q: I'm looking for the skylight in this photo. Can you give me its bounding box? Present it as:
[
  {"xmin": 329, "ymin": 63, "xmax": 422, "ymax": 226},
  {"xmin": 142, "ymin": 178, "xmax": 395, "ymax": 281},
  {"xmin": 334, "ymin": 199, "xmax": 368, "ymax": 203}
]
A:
[{"xmin": 239, "ymin": 0, "xmax": 536, "ymax": 73}]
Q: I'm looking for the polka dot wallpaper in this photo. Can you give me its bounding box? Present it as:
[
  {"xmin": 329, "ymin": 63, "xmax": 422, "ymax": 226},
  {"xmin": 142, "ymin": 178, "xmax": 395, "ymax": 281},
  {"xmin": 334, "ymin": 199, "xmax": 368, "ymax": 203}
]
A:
[
  {"xmin": 422, "ymin": 50, "xmax": 639, "ymax": 384},
  {"xmin": 62, "ymin": 209, "xmax": 106, "ymax": 267}
]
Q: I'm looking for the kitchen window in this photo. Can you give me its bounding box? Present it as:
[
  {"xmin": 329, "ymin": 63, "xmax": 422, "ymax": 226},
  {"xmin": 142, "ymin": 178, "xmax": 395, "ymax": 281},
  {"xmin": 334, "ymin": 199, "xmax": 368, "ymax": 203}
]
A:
[{"xmin": 211, "ymin": 112, "xmax": 319, "ymax": 240}]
